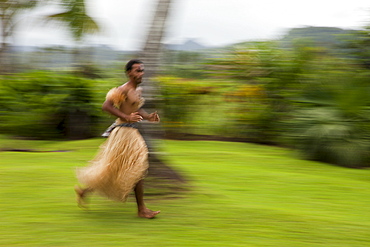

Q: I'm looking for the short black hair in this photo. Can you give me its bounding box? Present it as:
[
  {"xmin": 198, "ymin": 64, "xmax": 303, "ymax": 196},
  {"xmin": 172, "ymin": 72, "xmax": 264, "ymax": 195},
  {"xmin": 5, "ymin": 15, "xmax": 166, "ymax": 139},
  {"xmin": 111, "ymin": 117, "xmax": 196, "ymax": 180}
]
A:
[{"xmin": 125, "ymin": 59, "xmax": 143, "ymax": 72}]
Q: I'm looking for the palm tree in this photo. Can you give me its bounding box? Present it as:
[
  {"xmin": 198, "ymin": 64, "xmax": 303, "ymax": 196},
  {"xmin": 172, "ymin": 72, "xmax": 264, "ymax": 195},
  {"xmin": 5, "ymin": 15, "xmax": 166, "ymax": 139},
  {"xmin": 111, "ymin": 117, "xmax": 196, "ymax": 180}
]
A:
[
  {"xmin": 42, "ymin": 0, "xmax": 100, "ymax": 139},
  {"xmin": 0, "ymin": 0, "xmax": 40, "ymax": 73},
  {"xmin": 139, "ymin": 0, "xmax": 173, "ymax": 80},
  {"xmin": 138, "ymin": 0, "xmax": 186, "ymax": 186},
  {"xmin": 44, "ymin": 0, "xmax": 100, "ymax": 65}
]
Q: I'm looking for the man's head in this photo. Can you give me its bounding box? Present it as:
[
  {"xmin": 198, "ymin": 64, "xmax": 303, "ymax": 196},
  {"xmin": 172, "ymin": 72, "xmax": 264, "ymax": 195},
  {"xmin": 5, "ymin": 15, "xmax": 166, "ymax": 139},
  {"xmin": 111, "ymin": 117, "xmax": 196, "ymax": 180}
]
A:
[{"xmin": 126, "ymin": 59, "xmax": 145, "ymax": 84}]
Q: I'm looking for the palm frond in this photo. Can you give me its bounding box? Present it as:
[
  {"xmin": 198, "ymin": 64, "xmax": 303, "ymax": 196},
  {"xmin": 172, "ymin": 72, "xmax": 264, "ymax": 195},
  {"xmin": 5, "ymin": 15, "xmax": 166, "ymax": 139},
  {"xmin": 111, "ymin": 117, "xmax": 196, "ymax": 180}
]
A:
[{"xmin": 43, "ymin": 0, "xmax": 100, "ymax": 42}]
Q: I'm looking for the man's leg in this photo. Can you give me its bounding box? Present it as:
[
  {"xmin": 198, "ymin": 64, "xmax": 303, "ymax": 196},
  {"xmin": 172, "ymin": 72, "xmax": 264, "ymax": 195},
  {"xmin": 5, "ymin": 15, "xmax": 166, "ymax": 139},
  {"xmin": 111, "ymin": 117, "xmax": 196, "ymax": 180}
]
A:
[
  {"xmin": 134, "ymin": 180, "xmax": 160, "ymax": 218},
  {"xmin": 74, "ymin": 186, "xmax": 93, "ymax": 208}
]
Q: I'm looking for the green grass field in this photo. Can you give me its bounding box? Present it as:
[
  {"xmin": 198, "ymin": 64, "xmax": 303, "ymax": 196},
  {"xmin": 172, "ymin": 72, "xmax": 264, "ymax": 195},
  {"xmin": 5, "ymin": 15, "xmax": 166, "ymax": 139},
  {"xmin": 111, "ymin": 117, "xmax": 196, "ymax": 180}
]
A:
[{"xmin": 1, "ymin": 137, "xmax": 370, "ymax": 246}]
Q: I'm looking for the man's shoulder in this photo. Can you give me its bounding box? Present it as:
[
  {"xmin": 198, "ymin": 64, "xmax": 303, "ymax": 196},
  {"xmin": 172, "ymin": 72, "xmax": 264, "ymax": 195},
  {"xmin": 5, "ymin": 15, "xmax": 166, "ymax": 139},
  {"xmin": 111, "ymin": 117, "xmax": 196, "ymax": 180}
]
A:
[
  {"xmin": 106, "ymin": 86, "xmax": 127, "ymax": 102},
  {"xmin": 111, "ymin": 85, "xmax": 129, "ymax": 95},
  {"xmin": 117, "ymin": 83, "xmax": 140, "ymax": 93}
]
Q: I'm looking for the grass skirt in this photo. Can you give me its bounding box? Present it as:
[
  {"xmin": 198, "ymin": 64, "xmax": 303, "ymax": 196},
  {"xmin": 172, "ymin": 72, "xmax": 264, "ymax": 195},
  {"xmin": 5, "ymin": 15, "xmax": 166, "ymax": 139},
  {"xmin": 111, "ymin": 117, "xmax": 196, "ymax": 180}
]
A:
[{"xmin": 77, "ymin": 127, "xmax": 148, "ymax": 202}]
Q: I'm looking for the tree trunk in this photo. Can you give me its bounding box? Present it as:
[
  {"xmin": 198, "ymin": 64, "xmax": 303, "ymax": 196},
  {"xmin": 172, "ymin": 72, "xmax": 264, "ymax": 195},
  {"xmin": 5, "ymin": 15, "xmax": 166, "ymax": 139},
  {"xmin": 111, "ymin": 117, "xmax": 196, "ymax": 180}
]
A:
[{"xmin": 137, "ymin": 0, "xmax": 187, "ymax": 188}]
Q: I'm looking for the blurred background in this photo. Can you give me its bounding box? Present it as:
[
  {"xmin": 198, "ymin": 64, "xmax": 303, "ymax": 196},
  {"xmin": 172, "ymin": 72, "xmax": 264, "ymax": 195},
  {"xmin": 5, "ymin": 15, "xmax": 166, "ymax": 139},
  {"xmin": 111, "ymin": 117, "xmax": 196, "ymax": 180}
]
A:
[{"xmin": 1, "ymin": 0, "xmax": 370, "ymax": 168}]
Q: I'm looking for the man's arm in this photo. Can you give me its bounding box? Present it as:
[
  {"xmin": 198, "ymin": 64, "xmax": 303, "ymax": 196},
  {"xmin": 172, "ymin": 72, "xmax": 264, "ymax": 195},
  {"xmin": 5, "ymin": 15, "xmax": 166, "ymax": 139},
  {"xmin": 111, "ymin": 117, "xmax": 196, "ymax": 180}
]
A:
[
  {"xmin": 138, "ymin": 108, "xmax": 160, "ymax": 122},
  {"xmin": 102, "ymin": 100, "xmax": 143, "ymax": 122}
]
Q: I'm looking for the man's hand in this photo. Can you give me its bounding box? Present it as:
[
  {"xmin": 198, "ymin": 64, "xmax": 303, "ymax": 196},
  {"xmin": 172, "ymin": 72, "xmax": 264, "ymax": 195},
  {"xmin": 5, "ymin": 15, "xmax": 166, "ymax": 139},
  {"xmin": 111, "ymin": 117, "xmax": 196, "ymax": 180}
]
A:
[
  {"xmin": 147, "ymin": 111, "xmax": 160, "ymax": 122},
  {"xmin": 127, "ymin": 112, "xmax": 143, "ymax": 122}
]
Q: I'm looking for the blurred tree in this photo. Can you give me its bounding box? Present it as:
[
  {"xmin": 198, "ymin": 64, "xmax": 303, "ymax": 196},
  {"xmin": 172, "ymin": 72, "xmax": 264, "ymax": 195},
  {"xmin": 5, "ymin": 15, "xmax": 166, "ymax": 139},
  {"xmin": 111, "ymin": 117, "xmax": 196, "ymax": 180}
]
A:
[
  {"xmin": 283, "ymin": 22, "xmax": 370, "ymax": 168},
  {"xmin": 0, "ymin": 71, "xmax": 104, "ymax": 139},
  {"xmin": 205, "ymin": 41, "xmax": 306, "ymax": 143},
  {"xmin": 0, "ymin": 0, "xmax": 41, "ymax": 73},
  {"xmin": 340, "ymin": 25, "xmax": 370, "ymax": 69},
  {"xmin": 285, "ymin": 62, "xmax": 370, "ymax": 168},
  {"xmin": 44, "ymin": 0, "xmax": 100, "ymax": 66},
  {"xmin": 206, "ymin": 39, "xmax": 370, "ymax": 167},
  {"xmin": 137, "ymin": 0, "xmax": 187, "ymax": 186},
  {"xmin": 161, "ymin": 50, "xmax": 206, "ymax": 78}
]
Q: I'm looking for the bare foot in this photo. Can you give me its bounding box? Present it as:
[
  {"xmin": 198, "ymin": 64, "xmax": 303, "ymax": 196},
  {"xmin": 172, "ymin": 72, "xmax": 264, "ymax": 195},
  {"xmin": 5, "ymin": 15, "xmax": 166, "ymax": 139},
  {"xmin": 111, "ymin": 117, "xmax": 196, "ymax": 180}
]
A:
[
  {"xmin": 74, "ymin": 185, "xmax": 87, "ymax": 208},
  {"xmin": 138, "ymin": 209, "xmax": 161, "ymax": 219}
]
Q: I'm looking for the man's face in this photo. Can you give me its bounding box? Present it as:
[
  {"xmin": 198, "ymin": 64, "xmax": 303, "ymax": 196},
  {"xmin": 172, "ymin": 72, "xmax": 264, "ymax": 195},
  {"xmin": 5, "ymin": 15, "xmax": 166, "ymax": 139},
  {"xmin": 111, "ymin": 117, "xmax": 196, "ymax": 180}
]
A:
[{"xmin": 128, "ymin": 63, "xmax": 145, "ymax": 84}]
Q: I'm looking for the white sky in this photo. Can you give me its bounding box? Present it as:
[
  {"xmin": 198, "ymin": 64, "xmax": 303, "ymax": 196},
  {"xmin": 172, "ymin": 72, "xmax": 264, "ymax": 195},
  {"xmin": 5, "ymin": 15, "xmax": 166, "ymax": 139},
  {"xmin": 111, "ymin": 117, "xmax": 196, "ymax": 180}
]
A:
[{"xmin": 14, "ymin": 0, "xmax": 370, "ymax": 50}]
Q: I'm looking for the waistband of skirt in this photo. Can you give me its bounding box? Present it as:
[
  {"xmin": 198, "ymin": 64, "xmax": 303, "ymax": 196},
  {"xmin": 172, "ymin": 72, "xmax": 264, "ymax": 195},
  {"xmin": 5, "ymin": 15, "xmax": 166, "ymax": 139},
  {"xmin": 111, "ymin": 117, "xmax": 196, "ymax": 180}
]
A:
[{"xmin": 117, "ymin": 123, "xmax": 139, "ymax": 129}]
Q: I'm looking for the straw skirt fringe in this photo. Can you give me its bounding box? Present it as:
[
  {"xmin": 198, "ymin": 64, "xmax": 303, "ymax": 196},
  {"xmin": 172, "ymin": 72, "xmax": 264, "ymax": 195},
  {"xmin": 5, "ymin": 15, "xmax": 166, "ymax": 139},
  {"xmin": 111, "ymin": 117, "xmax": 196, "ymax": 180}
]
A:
[{"xmin": 76, "ymin": 127, "xmax": 149, "ymax": 202}]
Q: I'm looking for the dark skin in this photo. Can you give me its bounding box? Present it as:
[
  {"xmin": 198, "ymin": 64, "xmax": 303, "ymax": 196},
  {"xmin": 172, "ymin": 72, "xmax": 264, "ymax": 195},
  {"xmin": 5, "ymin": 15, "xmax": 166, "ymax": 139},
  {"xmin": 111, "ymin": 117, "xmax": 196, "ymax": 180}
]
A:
[
  {"xmin": 102, "ymin": 63, "xmax": 159, "ymax": 123},
  {"xmin": 76, "ymin": 63, "xmax": 160, "ymax": 219}
]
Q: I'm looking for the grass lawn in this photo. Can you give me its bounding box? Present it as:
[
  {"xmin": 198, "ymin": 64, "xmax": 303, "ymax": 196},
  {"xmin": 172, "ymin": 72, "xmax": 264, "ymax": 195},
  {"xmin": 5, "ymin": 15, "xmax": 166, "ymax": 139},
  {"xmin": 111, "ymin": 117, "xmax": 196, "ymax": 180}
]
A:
[{"xmin": 1, "ymin": 137, "xmax": 370, "ymax": 246}]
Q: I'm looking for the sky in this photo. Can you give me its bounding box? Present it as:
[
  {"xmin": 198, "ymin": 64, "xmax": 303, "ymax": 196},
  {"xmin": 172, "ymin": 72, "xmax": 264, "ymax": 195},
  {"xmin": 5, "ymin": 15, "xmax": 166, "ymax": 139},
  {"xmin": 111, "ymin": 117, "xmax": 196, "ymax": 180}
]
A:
[{"xmin": 15, "ymin": 0, "xmax": 370, "ymax": 50}]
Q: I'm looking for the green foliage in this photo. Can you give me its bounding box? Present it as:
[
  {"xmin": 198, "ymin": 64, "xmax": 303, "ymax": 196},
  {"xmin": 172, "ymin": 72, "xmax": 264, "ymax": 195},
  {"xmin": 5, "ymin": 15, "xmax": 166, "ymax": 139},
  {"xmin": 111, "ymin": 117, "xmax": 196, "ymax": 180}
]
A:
[
  {"xmin": 161, "ymin": 50, "xmax": 208, "ymax": 78},
  {"xmin": 279, "ymin": 26, "xmax": 355, "ymax": 50},
  {"xmin": 206, "ymin": 42, "xmax": 270, "ymax": 81},
  {"xmin": 205, "ymin": 42, "xmax": 301, "ymax": 142},
  {"xmin": 164, "ymin": 37, "xmax": 370, "ymax": 167},
  {"xmin": 156, "ymin": 75, "xmax": 279, "ymax": 143},
  {"xmin": 338, "ymin": 26, "xmax": 370, "ymax": 69},
  {"xmin": 219, "ymin": 84, "xmax": 273, "ymax": 142},
  {"xmin": 286, "ymin": 108, "xmax": 370, "ymax": 168},
  {"xmin": 285, "ymin": 65, "xmax": 370, "ymax": 168},
  {"xmin": 156, "ymin": 76, "xmax": 210, "ymax": 131},
  {"xmin": 0, "ymin": 71, "xmax": 108, "ymax": 139}
]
